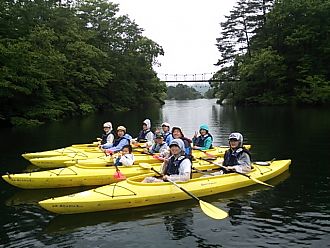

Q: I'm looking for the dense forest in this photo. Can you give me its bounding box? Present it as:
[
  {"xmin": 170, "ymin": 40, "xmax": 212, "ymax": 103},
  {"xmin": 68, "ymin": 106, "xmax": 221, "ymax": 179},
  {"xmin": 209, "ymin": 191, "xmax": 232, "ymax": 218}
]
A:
[
  {"xmin": 212, "ymin": 0, "xmax": 330, "ymax": 105},
  {"xmin": 0, "ymin": 0, "xmax": 166, "ymax": 126}
]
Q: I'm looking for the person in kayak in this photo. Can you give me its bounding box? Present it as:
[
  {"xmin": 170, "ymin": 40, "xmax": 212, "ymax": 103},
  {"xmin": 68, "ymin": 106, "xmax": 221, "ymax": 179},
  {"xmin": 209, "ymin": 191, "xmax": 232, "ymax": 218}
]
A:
[
  {"xmin": 221, "ymin": 132, "xmax": 251, "ymax": 174},
  {"xmin": 114, "ymin": 145, "xmax": 135, "ymax": 166},
  {"xmin": 171, "ymin": 126, "xmax": 192, "ymax": 159},
  {"xmin": 147, "ymin": 133, "xmax": 170, "ymax": 161},
  {"xmin": 161, "ymin": 122, "xmax": 173, "ymax": 145},
  {"xmin": 143, "ymin": 139, "xmax": 192, "ymax": 183},
  {"xmin": 100, "ymin": 126, "xmax": 132, "ymax": 154},
  {"xmin": 133, "ymin": 119, "xmax": 154, "ymax": 146},
  {"xmin": 192, "ymin": 124, "xmax": 213, "ymax": 150},
  {"xmin": 97, "ymin": 122, "xmax": 115, "ymax": 146}
]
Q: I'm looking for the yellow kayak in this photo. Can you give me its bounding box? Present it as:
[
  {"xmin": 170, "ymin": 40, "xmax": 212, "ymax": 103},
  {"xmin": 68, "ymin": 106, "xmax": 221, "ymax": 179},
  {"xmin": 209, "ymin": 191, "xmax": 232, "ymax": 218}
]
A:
[
  {"xmin": 2, "ymin": 159, "xmax": 221, "ymax": 189},
  {"xmin": 22, "ymin": 142, "xmax": 100, "ymax": 160},
  {"xmin": 38, "ymin": 159, "xmax": 291, "ymax": 214},
  {"xmin": 29, "ymin": 153, "xmax": 164, "ymax": 169}
]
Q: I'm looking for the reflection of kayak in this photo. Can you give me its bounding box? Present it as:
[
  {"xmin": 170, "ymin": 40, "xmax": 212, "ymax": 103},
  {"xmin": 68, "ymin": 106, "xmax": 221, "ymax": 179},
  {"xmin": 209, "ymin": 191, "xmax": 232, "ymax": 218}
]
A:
[
  {"xmin": 39, "ymin": 159, "xmax": 291, "ymax": 214},
  {"xmin": 2, "ymin": 159, "xmax": 221, "ymax": 189}
]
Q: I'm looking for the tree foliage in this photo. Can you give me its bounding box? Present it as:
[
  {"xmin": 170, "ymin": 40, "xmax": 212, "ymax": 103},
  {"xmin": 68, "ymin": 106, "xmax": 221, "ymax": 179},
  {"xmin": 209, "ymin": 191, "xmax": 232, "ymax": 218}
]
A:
[
  {"xmin": 166, "ymin": 84, "xmax": 203, "ymax": 100},
  {"xmin": 0, "ymin": 0, "xmax": 166, "ymax": 126},
  {"xmin": 213, "ymin": 0, "xmax": 330, "ymax": 105}
]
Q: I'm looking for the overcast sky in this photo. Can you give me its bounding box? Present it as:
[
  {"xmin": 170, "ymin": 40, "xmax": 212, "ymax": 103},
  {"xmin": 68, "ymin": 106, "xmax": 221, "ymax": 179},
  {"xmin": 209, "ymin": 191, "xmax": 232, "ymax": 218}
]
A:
[{"xmin": 112, "ymin": 0, "xmax": 237, "ymax": 81}]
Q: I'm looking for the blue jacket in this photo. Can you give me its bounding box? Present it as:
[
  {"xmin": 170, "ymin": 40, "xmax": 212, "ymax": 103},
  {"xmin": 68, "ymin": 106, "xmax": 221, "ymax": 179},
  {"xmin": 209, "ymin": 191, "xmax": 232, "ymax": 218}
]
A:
[{"xmin": 102, "ymin": 134, "xmax": 132, "ymax": 152}]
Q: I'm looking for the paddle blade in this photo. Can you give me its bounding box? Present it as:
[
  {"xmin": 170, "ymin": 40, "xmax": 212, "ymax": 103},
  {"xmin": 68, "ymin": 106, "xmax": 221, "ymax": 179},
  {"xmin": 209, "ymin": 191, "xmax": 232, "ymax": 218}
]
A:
[
  {"xmin": 114, "ymin": 171, "xmax": 126, "ymax": 180},
  {"xmin": 199, "ymin": 200, "xmax": 228, "ymax": 220}
]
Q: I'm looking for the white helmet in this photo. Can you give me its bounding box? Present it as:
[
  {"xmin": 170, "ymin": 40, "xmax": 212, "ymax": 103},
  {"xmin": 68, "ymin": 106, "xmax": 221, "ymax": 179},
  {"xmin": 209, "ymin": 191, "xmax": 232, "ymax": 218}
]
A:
[
  {"xmin": 169, "ymin": 138, "xmax": 185, "ymax": 151},
  {"xmin": 161, "ymin": 122, "xmax": 170, "ymax": 128},
  {"xmin": 228, "ymin": 132, "xmax": 243, "ymax": 145},
  {"xmin": 103, "ymin": 122, "xmax": 112, "ymax": 129}
]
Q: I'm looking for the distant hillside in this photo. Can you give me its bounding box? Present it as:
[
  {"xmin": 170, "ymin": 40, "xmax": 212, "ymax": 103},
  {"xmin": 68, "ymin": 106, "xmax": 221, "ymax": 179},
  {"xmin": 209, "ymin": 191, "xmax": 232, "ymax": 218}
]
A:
[{"xmin": 191, "ymin": 83, "xmax": 210, "ymax": 94}]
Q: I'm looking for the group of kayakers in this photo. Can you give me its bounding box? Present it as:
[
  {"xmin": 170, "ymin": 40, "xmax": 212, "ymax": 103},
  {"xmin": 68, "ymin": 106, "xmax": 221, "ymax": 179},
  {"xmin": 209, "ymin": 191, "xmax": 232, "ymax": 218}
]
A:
[{"xmin": 97, "ymin": 119, "xmax": 252, "ymax": 182}]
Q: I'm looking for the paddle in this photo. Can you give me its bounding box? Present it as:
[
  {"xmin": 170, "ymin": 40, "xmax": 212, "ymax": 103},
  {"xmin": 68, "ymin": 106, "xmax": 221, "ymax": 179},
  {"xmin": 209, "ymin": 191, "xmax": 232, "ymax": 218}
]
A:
[
  {"xmin": 139, "ymin": 163, "xmax": 228, "ymax": 220},
  {"xmin": 200, "ymin": 158, "xmax": 274, "ymax": 188},
  {"xmin": 103, "ymin": 150, "xmax": 126, "ymax": 180},
  {"xmin": 200, "ymin": 150, "xmax": 217, "ymax": 159}
]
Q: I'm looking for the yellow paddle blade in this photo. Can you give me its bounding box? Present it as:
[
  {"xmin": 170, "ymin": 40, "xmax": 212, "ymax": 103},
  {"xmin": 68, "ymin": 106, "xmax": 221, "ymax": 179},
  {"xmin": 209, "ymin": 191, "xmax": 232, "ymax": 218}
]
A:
[
  {"xmin": 199, "ymin": 200, "xmax": 228, "ymax": 220},
  {"xmin": 250, "ymin": 177, "xmax": 274, "ymax": 187}
]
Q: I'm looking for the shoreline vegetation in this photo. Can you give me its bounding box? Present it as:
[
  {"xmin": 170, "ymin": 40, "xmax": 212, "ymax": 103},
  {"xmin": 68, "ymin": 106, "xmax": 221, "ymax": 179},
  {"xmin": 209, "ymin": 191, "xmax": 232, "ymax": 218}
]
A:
[
  {"xmin": 211, "ymin": 0, "xmax": 330, "ymax": 106},
  {"xmin": 0, "ymin": 1, "xmax": 166, "ymax": 127}
]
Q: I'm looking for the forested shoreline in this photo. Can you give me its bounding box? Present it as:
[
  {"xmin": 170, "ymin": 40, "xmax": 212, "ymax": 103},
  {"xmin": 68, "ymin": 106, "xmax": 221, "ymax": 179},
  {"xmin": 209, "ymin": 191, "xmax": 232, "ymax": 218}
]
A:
[
  {"xmin": 212, "ymin": 0, "xmax": 330, "ymax": 106},
  {"xmin": 0, "ymin": 0, "xmax": 166, "ymax": 126}
]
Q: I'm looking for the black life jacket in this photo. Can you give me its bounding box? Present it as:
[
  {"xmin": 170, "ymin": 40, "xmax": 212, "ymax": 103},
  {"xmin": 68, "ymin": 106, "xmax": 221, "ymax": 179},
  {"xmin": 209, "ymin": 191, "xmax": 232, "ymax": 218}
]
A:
[
  {"xmin": 164, "ymin": 155, "xmax": 190, "ymax": 176},
  {"xmin": 194, "ymin": 133, "xmax": 213, "ymax": 149},
  {"xmin": 101, "ymin": 131, "xmax": 115, "ymax": 145},
  {"xmin": 223, "ymin": 147, "xmax": 251, "ymax": 167},
  {"xmin": 137, "ymin": 130, "xmax": 152, "ymax": 142}
]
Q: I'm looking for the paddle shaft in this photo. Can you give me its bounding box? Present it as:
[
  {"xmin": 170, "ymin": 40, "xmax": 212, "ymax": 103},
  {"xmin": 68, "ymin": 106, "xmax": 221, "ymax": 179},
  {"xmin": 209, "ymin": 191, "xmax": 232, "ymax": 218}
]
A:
[
  {"xmin": 150, "ymin": 168, "xmax": 200, "ymax": 202},
  {"xmin": 200, "ymin": 158, "xmax": 274, "ymax": 187}
]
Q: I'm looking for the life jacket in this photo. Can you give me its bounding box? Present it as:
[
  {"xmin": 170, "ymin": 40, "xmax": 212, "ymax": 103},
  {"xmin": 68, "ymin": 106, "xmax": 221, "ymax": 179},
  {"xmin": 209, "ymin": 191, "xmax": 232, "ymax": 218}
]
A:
[
  {"xmin": 164, "ymin": 155, "xmax": 190, "ymax": 176},
  {"xmin": 150, "ymin": 142, "xmax": 167, "ymax": 153},
  {"xmin": 194, "ymin": 133, "xmax": 213, "ymax": 149},
  {"xmin": 113, "ymin": 136, "xmax": 130, "ymax": 147},
  {"xmin": 101, "ymin": 131, "xmax": 115, "ymax": 145},
  {"xmin": 223, "ymin": 147, "xmax": 251, "ymax": 167},
  {"xmin": 137, "ymin": 130, "xmax": 152, "ymax": 142},
  {"xmin": 163, "ymin": 132, "xmax": 171, "ymax": 141}
]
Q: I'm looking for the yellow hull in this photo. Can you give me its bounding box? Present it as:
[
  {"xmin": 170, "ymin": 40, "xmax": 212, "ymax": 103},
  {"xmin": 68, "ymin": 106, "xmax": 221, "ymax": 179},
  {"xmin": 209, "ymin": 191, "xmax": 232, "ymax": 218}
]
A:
[
  {"xmin": 29, "ymin": 153, "xmax": 164, "ymax": 169},
  {"xmin": 22, "ymin": 143, "xmax": 100, "ymax": 160},
  {"xmin": 26, "ymin": 145, "xmax": 251, "ymax": 169},
  {"xmin": 2, "ymin": 160, "xmax": 219, "ymax": 189},
  {"xmin": 39, "ymin": 159, "xmax": 291, "ymax": 214}
]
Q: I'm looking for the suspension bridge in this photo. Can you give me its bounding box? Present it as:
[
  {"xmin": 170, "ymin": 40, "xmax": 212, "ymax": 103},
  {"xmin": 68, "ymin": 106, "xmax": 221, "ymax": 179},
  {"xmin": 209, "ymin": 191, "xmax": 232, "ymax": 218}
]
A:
[{"xmin": 157, "ymin": 73, "xmax": 221, "ymax": 83}]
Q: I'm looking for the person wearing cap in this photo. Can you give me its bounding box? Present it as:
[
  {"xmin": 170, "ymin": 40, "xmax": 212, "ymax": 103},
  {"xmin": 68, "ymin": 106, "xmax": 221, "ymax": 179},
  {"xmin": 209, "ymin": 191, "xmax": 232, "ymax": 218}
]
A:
[
  {"xmin": 171, "ymin": 126, "xmax": 192, "ymax": 159},
  {"xmin": 148, "ymin": 133, "xmax": 169, "ymax": 160},
  {"xmin": 161, "ymin": 122, "xmax": 173, "ymax": 145},
  {"xmin": 192, "ymin": 124, "xmax": 213, "ymax": 150},
  {"xmin": 143, "ymin": 139, "xmax": 192, "ymax": 183},
  {"xmin": 221, "ymin": 132, "xmax": 251, "ymax": 174},
  {"xmin": 100, "ymin": 125, "xmax": 132, "ymax": 154},
  {"xmin": 97, "ymin": 122, "xmax": 115, "ymax": 146},
  {"xmin": 134, "ymin": 119, "xmax": 154, "ymax": 146}
]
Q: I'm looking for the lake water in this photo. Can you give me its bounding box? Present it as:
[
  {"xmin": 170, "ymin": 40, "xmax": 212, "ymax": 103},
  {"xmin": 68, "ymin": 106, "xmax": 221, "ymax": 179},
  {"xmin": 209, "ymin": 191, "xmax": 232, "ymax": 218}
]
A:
[{"xmin": 1, "ymin": 99, "xmax": 330, "ymax": 247}]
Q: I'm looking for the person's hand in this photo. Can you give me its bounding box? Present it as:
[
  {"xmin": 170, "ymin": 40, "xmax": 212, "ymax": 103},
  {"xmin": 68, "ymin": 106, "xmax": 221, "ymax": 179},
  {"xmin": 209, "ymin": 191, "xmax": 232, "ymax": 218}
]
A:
[
  {"xmin": 225, "ymin": 166, "xmax": 235, "ymax": 171},
  {"xmin": 162, "ymin": 175, "xmax": 169, "ymax": 181},
  {"xmin": 97, "ymin": 138, "xmax": 102, "ymax": 141},
  {"xmin": 193, "ymin": 131, "xmax": 198, "ymax": 138}
]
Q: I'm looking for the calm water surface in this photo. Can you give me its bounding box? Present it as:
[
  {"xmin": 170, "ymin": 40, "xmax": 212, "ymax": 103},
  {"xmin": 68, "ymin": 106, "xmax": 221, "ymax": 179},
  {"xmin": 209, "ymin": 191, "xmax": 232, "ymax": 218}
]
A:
[{"xmin": 1, "ymin": 99, "xmax": 330, "ymax": 247}]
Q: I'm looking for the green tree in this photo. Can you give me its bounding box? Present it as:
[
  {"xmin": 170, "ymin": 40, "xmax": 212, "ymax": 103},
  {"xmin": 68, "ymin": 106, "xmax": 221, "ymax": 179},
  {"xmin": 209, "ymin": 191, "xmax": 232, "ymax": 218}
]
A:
[{"xmin": 166, "ymin": 84, "xmax": 203, "ymax": 100}]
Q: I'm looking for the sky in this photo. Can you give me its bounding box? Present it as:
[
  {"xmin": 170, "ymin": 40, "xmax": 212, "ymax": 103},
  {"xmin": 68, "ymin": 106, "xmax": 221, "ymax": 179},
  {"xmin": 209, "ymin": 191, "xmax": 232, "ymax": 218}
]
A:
[{"xmin": 111, "ymin": 0, "xmax": 237, "ymax": 81}]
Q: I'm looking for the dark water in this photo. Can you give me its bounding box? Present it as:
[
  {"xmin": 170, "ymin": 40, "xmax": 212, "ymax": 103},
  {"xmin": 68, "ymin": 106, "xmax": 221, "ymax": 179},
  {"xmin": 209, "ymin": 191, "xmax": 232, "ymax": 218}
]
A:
[{"xmin": 1, "ymin": 99, "xmax": 329, "ymax": 247}]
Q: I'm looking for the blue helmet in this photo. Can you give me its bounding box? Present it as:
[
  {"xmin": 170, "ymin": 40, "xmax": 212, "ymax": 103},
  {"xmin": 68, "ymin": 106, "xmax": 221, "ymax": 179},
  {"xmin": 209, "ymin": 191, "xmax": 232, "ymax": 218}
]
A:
[{"xmin": 199, "ymin": 124, "xmax": 209, "ymax": 132}]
